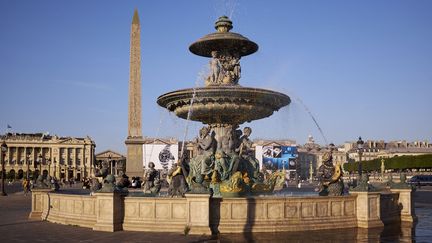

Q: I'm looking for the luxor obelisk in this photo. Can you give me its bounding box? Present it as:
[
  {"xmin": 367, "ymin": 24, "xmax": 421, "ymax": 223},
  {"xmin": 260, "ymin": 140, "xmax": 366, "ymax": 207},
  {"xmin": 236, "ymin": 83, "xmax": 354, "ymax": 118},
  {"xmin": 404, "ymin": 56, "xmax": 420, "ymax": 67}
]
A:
[{"xmin": 125, "ymin": 9, "xmax": 144, "ymax": 177}]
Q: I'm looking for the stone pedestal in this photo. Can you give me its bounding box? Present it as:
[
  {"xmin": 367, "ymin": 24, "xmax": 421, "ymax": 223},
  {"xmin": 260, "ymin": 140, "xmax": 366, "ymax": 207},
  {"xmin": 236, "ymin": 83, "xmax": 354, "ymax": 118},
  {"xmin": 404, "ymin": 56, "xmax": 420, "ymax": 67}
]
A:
[
  {"xmin": 125, "ymin": 138, "xmax": 144, "ymax": 178},
  {"xmin": 185, "ymin": 193, "xmax": 212, "ymax": 235},
  {"xmin": 390, "ymin": 188, "xmax": 417, "ymax": 223},
  {"xmin": 350, "ymin": 192, "xmax": 384, "ymax": 228},
  {"xmin": 93, "ymin": 192, "xmax": 126, "ymax": 232},
  {"xmin": 29, "ymin": 188, "xmax": 53, "ymax": 220}
]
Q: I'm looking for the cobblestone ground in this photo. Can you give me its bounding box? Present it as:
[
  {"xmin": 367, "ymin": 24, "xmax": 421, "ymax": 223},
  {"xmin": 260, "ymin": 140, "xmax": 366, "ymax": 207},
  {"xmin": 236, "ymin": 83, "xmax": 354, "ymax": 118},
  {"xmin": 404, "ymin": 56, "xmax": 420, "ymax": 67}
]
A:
[
  {"xmin": 0, "ymin": 183, "xmax": 211, "ymax": 243},
  {"xmin": 0, "ymin": 183, "xmax": 431, "ymax": 242}
]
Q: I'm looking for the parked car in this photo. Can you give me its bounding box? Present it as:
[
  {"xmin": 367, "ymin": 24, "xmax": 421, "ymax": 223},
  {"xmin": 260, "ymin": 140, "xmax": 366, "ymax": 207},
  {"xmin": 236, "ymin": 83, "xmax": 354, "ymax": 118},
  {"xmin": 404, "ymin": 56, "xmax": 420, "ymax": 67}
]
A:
[{"xmin": 408, "ymin": 175, "xmax": 432, "ymax": 188}]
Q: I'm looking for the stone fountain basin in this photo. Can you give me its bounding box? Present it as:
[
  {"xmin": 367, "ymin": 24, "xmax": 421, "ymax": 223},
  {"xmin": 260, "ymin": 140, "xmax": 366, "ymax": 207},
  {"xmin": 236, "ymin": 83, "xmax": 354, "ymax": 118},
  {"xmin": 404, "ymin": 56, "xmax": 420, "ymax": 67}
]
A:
[
  {"xmin": 157, "ymin": 86, "xmax": 290, "ymax": 124},
  {"xmin": 30, "ymin": 189, "xmax": 414, "ymax": 234}
]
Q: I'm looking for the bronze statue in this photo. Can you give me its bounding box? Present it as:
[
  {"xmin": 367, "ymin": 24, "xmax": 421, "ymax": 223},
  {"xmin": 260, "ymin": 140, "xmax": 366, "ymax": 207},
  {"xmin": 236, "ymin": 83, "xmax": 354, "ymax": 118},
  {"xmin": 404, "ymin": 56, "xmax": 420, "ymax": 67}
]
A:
[
  {"xmin": 317, "ymin": 152, "xmax": 343, "ymax": 196},
  {"xmin": 142, "ymin": 162, "xmax": 161, "ymax": 194},
  {"xmin": 237, "ymin": 127, "xmax": 259, "ymax": 176},
  {"xmin": 34, "ymin": 174, "xmax": 50, "ymax": 189},
  {"xmin": 167, "ymin": 158, "xmax": 189, "ymax": 197},
  {"xmin": 116, "ymin": 171, "xmax": 130, "ymax": 191},
  {"xmin": 188, "ymin": 126, "xmax": 216, "ymax": 183}
]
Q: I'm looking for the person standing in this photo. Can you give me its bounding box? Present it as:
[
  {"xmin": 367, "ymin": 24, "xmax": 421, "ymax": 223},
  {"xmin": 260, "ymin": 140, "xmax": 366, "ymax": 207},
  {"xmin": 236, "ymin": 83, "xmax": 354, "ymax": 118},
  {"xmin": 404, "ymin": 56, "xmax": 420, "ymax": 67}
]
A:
[{"xmin": 22, "ymin": 179, "xmax": 30, "ymax": 195}]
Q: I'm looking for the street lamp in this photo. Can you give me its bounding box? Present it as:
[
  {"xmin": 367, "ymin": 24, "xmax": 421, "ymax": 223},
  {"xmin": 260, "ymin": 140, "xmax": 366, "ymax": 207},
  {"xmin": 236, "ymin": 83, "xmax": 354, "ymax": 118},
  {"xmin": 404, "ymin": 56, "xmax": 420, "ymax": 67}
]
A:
[
  {"xmin": 1, "ymin": 141, "xmax": 8, "ymax": 196},
  {"xmin": 356, "ymin": 136, "xmax": 364, "ymax": 176}
]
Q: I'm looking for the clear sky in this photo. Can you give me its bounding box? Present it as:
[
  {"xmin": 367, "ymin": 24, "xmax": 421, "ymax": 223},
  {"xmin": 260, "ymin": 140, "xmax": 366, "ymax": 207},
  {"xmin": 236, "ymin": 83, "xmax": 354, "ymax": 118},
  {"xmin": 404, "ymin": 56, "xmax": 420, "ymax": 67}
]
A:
[{"xmin": 1, "ymin": 0, "xmax": 431, "ymax": 153}]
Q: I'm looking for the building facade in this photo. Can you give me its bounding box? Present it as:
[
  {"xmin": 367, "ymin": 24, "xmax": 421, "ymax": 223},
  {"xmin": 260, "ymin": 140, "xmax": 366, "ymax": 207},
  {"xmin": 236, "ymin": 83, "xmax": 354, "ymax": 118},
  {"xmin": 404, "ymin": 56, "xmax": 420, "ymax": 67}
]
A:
[
  {"xmin": 95, "ymin": 150, "xmax": 126, "ymax": 177},
  {"xmin": 345, "ymin": 139, "xmax": 432, "ymax": 162},
  {"xmin": 0, "ymin": 133, "xmax": 95, "ymax": 181}
]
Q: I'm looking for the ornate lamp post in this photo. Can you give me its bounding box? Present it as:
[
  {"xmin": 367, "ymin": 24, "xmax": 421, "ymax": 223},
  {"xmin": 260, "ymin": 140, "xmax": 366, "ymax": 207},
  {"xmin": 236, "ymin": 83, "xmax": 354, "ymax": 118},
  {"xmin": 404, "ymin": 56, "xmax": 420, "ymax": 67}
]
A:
[
  {"xmin": 356, "ymin": 137, "xmax": 364, "ymax": 176},
  {"xmin": 1, "ymin": 141, "xmax": 8, "ymax": 196}
]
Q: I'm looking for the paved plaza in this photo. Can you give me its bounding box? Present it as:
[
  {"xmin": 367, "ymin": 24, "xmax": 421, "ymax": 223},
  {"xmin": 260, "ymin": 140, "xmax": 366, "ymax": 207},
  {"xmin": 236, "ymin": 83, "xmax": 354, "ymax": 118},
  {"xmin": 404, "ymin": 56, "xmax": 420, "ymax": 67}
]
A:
[{"xmin": 0, "ymin": 184, "xmax": 431, "ymax": 242}]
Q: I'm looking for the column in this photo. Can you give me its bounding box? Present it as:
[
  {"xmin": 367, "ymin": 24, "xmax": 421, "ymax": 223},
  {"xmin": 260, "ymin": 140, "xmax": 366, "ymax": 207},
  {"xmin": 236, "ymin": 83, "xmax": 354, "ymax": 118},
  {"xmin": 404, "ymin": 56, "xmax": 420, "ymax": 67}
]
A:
[
  {"xmin": 49, "ymin": 147, "xmax": 53, "ymax": 177},
  {"xmin": 7, "ymin": 146, "xmax": 10, "ymax": 165},
  {"xmin": 24, "ymin": 147, "xmax": 27, "ymax": 167},
  {"xmin": 65, "ymin": 148, "xmax": 70, "ymax": 180},
  {"xmin": 82, "ymin": 147, "xmax": 86, "ymax": 178},
  {"xmin": 74, "ymin": 147, "xmax": 78, "ymax": 179}
]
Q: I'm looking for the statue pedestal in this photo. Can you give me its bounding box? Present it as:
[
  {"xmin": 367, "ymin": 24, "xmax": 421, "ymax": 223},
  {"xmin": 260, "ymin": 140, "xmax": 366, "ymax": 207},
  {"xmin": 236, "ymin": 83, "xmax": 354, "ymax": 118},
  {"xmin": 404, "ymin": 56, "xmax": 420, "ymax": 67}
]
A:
[
  {"xmin": 390, "ymin": 188, "xmax": 417, "ymax": 223},
  {"xmin": 93, "ymin": 192, "xmax": 127, "ymax": 232},
  {"xmin": 350, "ymin": 191, "xmax": 384, "ymax": 228},
  {"xmin": 29, "ymin": 188, "xmax": 54, "ymax": 220},
  {"xmin": 125, "ymin": 137, "xmax": 145, "ymax": 178},
  {"xmin": 185, "ymin": 193, "xmax": 212, "ymax": 235}
]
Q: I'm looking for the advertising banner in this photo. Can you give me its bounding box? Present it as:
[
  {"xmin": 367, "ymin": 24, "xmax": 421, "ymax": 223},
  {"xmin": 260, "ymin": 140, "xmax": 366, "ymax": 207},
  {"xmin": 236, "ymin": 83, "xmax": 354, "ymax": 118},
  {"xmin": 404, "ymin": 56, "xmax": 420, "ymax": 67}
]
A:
[
  {"xmin": 262, "ymin": 146, "xmax": 297, "ymax": 171},
  {"xmin": 143, "ymin": 144, "xmax": 178, "ymax": 170}
]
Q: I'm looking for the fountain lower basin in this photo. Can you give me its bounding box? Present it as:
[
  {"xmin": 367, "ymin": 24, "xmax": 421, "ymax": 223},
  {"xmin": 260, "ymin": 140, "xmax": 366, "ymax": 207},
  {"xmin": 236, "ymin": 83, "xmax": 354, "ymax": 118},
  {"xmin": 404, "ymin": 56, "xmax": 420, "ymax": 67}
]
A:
[{"xmin": 30, "ymin": 188, "xmax": 416, "ymax": 234}]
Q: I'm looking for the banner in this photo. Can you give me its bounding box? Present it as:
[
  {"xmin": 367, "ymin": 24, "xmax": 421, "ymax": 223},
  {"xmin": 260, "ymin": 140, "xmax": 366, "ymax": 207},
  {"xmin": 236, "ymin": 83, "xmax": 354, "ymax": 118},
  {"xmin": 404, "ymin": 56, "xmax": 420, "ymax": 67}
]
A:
[
  {"xmin": 143, "ymin": 144, "xmax": 178, "ymax": 170},
  {"xmin": 262, "ymin": 146, "xmax": 297, "ymax": 171}
]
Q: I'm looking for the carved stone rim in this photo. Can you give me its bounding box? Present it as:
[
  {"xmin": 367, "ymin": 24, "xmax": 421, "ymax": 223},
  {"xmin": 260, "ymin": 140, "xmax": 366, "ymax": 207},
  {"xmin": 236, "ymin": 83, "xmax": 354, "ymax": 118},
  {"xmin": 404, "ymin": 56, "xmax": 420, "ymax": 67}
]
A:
[
  {"xmin": 157, "ymin": 86, "xmax": 290, "ymax": 124},
  {"xmin": 189, "ymin": 32, "xmax": 258, "ymax": 58}
]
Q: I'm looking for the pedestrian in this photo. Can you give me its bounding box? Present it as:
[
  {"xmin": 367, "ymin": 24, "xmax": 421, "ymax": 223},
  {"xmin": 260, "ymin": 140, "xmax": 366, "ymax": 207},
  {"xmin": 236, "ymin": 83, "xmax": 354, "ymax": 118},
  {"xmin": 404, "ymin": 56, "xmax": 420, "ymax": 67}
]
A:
[{"xmin": 22, "ymin": 179, "xmax": 29, "ymax": 195}]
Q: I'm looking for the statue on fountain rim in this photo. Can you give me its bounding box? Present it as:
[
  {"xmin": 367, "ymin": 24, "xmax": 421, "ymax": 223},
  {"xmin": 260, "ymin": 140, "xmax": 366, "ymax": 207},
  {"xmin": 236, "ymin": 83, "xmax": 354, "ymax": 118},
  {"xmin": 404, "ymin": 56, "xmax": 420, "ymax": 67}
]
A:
[
  {"xmin": 188, "ymin": 126, "xmax": 216, "ymax": 185},
  {"xmin": 167, "ymin": 157, "xmax": 189, "ymax": 197},
  {"xmin": 317, "ymin": 152, "xmax": 344, "ymax": 196},
  {"xmin": 142, "ymin": 162, "xmax": 161, "ymax": 194},
  {"xmin": 236, "ymin": 127, "xmax": 260, "ymax": 181}
]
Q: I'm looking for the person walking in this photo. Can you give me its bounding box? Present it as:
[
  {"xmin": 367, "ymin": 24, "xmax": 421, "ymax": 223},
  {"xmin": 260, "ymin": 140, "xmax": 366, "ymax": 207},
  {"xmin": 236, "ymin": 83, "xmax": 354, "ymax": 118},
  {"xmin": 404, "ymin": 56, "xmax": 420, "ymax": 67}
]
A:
[{"xmin": 22, "ymin": 179, "xmax": 30, "ymax": 196}]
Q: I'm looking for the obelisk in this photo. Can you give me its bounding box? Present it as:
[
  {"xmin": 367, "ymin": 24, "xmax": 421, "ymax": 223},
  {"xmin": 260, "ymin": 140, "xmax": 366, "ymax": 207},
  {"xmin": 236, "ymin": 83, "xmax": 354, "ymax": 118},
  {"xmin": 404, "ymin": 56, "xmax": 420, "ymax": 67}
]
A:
[{"xmin": 125, "ymin": 9, "xmax": 144, "ymax": 178}]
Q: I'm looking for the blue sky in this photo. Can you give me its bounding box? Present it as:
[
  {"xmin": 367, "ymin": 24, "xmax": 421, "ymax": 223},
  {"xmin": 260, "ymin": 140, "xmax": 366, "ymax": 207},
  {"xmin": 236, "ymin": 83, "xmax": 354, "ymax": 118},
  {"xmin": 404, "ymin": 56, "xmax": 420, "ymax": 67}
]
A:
[{"xmin": 1, "ymin": 0, "xmax": 431, "ymax": 153}]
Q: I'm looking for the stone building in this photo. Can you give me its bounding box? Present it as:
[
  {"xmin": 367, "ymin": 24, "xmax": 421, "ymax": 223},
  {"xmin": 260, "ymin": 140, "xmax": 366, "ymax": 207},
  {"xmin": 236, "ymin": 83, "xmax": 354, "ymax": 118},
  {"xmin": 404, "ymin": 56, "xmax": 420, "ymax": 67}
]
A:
[
  {"xmin": 345, "ymin": 139, "xmax": 432, "ymax": 162},
  {"xmin": 95, "ymin": 150, "xmax": 126, "ymax": 176},
  {"xmin": 0, "ymin": 133, "xmax": 95, "ymax": 180}
]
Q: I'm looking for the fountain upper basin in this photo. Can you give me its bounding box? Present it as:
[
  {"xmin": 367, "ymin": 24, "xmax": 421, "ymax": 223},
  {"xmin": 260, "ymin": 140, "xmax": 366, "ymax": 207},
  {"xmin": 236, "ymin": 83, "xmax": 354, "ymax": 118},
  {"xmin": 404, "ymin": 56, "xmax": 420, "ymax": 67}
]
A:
[{"xmin": 157, "ymin": 86, "xmax": 290, "ymax": 124}]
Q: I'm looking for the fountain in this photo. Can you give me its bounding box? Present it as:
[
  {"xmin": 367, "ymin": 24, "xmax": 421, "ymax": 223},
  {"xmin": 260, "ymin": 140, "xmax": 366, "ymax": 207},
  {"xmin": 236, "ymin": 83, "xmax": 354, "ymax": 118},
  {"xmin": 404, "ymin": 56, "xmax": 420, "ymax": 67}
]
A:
[
  {"xmin": 29, "ymin": 15, "xmax": 416, "ymax": 235},
  {"xmin": 158, "ymin": 16, "xmax": 290, "ymax": 197}
]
